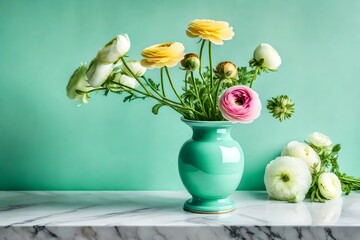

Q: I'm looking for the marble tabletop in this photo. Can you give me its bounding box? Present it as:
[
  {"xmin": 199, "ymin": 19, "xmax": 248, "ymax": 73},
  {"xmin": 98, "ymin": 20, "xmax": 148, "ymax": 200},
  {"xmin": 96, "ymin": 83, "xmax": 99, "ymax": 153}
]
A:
[{"xmin": 1, "ymin": 191, "xmax": 359, "ymax": 240}]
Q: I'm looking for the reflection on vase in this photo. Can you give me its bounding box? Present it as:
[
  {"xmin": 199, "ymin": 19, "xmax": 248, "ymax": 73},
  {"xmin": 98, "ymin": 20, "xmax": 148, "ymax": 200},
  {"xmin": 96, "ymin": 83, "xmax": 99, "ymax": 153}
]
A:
[
  {"xmin": 265, "ymin": 200, "xmax": 312, "ymax": 225},
  {"xmin": 308, "ymin": 198, "xmax": 343, "ymax": 225}
]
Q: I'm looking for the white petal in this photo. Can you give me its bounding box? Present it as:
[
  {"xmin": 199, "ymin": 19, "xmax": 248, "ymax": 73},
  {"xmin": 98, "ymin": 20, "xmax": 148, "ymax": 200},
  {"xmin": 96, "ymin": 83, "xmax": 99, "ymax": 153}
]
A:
[
  {"xmin": 87, "ymin": 62, "xmax": 114, "ymax": 87},
  {"xmin": 264, "ymin": 156, "xmax": 312, "ymax": 202},
  {"xmin": 119, "ymin": 75, "xmax": 138, "ymax": 89}
]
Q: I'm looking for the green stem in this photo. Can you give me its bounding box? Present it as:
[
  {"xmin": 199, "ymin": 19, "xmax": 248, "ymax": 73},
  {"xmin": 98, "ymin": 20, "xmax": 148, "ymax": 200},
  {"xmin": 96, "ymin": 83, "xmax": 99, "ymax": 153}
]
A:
[
  {"xmin": 191, "ymin": 71, "xmax": 209, "ymax": 119},
  {"xmin": 208, "ymin": 41, "xmax": 213, "ymax": 88},
  {"xmin": 110, "ymin": 81, "xmax": 205, "ymax": 117},
  {"xmin": 140, "ymin": 76, "xmax": 179, "ymax": 105},
  {"xmin": 160, "ymin": 67, "xmax": 166, "ymax": 97},
  {"xmin": 120, "ymin": 57, "xmax": 152, "ymax": 95},
  {"xmin": 249, "ymin": 66, "xmax": 260, "ymax": 88},
  {"xmin": 184, "ymin": 71, "xmax": 188, "ymax": 91},
  {"xmin": 198, "ymin": 39, "xmax": 206, "ymax": 82},
  {"xmin": 207, "ymin": 41, "xmax": 216, "ymax": 118},
  {"xmin": 164, "ymin": 66, "xmax": 186, "ymax": 106},
  {"xmin": 77, "ymin": 88, "xmax": 106, "ymax": 94},
  {"xmin": 213, "ymin": 79, "xmax": 223, "ymax": 116}
]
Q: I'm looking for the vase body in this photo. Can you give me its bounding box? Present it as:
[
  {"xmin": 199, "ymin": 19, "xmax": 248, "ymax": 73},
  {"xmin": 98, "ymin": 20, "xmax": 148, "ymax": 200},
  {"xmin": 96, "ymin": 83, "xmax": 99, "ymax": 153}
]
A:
[{"xmin": 178, "ymin": 118, "xmax": 244, "ymax": 214}]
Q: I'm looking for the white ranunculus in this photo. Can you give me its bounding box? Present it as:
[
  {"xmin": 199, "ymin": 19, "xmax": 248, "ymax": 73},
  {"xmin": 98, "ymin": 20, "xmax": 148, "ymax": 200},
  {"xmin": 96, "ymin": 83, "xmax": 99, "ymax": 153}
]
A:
[
  {"xmin": 308, "ymin": 132, "xmax": 332, "ymax": 148},
  {"xmin": 86, "ymin": 60, "xmax": 114, "ymax": 87},
  {"xmin": 97, "ymin": 34, "xmax": 131, "ymax": 64},
  {"xmin": 318, "ymin": 172, "xmax": 342, "ymax": 200},
  {"xmin": 281, "ymin": 141, "xmax": 321, "ymax": 173},
  {"xmin": 253, "ymin": 43, "xmax": 282, "ymax": 70},
  {"xmin": 114, "ymin": 74, "xmax": 139, "ymax": 89},
  {"xmin": 118, "ymin": 60, "xmax": 147, "ymax": 78},
  {"xmin": 264, "ymin": 156, "xmax": 312, "ymax": 202},
  {"xmin": 66, "ymin": 64, "xmax": 94, "ymax": 104}
]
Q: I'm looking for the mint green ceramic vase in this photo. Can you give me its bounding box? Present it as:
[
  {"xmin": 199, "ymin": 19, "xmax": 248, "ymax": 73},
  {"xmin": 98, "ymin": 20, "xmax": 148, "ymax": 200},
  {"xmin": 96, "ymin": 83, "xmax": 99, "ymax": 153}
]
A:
[{"xmin": 178, "ymin": 118, "xmax": 244, "ymax": 214}]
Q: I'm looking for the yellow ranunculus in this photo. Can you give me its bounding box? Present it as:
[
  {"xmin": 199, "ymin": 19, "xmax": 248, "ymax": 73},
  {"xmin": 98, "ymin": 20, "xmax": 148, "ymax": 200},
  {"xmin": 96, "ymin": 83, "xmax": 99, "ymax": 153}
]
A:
[
  {"xmin": 140, "ymin": 42, "xmax": 185, "ymax": 68},
  {"xmin": 186, "ymin": 19, "xmax": 235, "ymax": 45}
]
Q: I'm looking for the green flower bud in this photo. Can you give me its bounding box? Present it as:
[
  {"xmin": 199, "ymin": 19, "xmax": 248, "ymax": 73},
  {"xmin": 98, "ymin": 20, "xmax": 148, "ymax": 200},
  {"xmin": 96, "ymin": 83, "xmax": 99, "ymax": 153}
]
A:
[
  {"xmin": 181, "ymin": 53, "xmax": 200, "ymax": 71},
  {"xmin": 215, "ymin": 61, "xmax": 237, "ymax": 79}
]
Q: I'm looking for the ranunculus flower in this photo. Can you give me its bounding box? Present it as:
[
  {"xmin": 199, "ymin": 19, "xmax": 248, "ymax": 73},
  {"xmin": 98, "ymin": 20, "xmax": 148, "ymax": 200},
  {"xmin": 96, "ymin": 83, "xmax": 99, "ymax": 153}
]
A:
[
  {"xmin": 281, "ymin": 141, "xmax": 321, "ymax": 173},
  {"xmin": 308, "ymin": 132, "xmax": 332, "ymax": 148},
  {"xmin": 253, "ymin": 43, "xmax": 281, "ymax": 70},
  {"xmin": 118, "ymin": 60, "xmax": 147, "ymax": 78},
  {"xmin": 264, "ymin": 156, "xmax": 312, "ymax": 202},
  {"xmin": 218, "ymin": 85, "xmax": 261, "ymax": 123},
  {"xmin": 318, "ymin": 172, "xmax": 342, "ymax": 200},
  {"xmin": 86, "ymin": 60, "xmax": 114, "ymax": 87},
  {"xmin": 97, "ymin": 34, "xmax": 131, "ymax": 64},
  {"xmin": 141, "ymin": 42, "xmax": 185, "ymax": 68},
  {"xmin": 66, "ymin": 64, "xmax": 94, "ymax": 104},
  {"xmin": 186, "ymin": 19, "xmax": 234, "ymax": 45}
]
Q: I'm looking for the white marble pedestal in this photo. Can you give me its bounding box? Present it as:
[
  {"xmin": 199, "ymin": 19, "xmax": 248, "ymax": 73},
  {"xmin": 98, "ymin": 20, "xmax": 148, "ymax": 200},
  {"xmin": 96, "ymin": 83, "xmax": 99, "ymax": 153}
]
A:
[{"xmin": 0, "ymin": 191, "xmax": 359, "ymax": 240}]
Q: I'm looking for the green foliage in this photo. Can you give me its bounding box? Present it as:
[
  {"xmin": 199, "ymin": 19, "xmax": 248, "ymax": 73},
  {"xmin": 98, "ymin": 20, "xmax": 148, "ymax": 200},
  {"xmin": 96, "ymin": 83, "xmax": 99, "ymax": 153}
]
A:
[
  {"xmin": 181, "ymin": 68, "xmax": 243, "ymax": 121},
  {"xmin": 237, "ymin": 67, "xmax": 255, "ymax": 85},
  {"xmin": 145, "ymin": 77, "xmax": 160, "ymax": 91},
  {"xmin": 307, "ymin": 141, "xmax": 360, "ymax": 202},
  {"xmin": 152, "ymin": 103, "xmax": 165, "ymax": 115},
  {"xmin": 123, "ymin": 91, "xmax": 147, "ymax": 102},
  {"xmin": 308, "ymin": 168, "xmax": 325, "ymax": 202}
]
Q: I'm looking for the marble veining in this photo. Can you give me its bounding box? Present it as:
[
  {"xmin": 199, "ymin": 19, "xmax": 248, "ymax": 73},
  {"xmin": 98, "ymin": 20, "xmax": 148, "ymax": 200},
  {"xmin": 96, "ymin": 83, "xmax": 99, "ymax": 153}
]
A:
[{"xmin": 1, "ymin": 191, "xmax": 360, "ymax": 239}]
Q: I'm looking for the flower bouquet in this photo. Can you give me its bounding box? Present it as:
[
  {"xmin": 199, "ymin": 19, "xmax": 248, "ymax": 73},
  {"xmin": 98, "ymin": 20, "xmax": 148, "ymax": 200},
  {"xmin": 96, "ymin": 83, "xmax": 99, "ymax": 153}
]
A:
[
  {"xmin": 67, "ymin": 19, "xmax": 294, "ymax": 122},
  {"xmin": 66, "ymin": 19, "xmax": 295, "ymax": 213},
  {"xmin": 265, "ymin": 132, "xmax": 360, "ymax": 203}
]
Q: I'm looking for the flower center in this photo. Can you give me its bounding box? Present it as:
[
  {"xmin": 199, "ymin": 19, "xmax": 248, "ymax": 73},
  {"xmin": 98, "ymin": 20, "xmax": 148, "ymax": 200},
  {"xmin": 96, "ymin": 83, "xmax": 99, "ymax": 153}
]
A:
[
  {"xmin": 235, "ymin": 99, "xmax": 244, "ymax": 106},
  {"xmin": 280, "ymin": 173, "xmax": 290, "ymax": 182}
]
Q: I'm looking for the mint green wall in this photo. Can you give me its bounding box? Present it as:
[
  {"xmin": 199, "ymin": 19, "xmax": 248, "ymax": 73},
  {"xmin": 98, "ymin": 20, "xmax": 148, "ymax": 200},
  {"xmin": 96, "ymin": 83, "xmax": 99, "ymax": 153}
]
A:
[{"xmin": 0, "ymin": 0, "xmax": 359, "ymax": 190}]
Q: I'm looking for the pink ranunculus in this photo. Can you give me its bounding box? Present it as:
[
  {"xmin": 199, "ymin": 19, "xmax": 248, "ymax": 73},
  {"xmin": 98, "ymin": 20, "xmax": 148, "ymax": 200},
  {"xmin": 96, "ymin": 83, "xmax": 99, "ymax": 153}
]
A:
[{"xmin": 219, "ymin": 85, "xmax": 262, "ymax": 123}]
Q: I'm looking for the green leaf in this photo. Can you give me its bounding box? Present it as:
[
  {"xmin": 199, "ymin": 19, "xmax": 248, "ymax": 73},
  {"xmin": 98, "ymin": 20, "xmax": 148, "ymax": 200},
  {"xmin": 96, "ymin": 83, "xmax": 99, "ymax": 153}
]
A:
[
  {"xmin": 123, "ymin": 95, "xmax": 133, "ymax": 103},
  {"xmin": 152, "ymin": 103, "xmax": 165, "ymax": 115},
  {"xmin": 147, "ymin": 78, "xmax": 160, "ymax": 91},
  {"xmin": 332, "ymin": 144, "xmax": 341, "ymax": 153}
]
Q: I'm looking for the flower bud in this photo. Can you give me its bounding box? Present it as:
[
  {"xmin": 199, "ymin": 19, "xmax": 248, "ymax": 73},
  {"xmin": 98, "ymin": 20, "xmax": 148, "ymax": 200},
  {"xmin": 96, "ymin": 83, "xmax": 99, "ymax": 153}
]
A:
[
  {"xmin": 308, "ymin": 132, "xmax": 332, "ymax": 148},
  {"xmin": 215, "ymin": 61, "xmax": 237, "ymax": 79},
  {"xmin": 181, "ymin": 53, "xmax": 200, "ymax": 71},
  {"xmin": 86, "ymin": 59, "xmax": 114, "ymax": 87},
  {"xmin": 97, "ymin": 34, "xmax": 131, "ymax": 64},
  {"xmin": 119, "ymin": 60, "xmax": 147, "ymax": 77},
  {"xmin": 318, "ymin": 172, "xmax": 342, "ymax": 200},
  {"xmin": 253, "ymin": 43, "xmax": 281, "ymax": 70},
  {"xmin": 113, "ymin": 73, "xmax": 139, "ymax": 89}
]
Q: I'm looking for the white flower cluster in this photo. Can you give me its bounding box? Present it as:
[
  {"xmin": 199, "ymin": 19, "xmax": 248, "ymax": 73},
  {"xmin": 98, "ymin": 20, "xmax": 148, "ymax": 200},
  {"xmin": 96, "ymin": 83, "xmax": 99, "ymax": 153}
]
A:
[
  {"xmin": 66, "ymin": 34, "xmax": 147, "ymax": 104},
  {"xmin": 264, "ymin": 132, "xmax": 342, "ymax": 202}
]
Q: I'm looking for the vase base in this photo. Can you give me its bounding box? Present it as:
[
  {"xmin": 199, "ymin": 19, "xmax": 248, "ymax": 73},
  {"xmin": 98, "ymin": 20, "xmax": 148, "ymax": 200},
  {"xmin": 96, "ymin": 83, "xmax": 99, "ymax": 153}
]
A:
[{"xmin": 183, "ymin": 197, "xmax": 236, "ymax": 214}]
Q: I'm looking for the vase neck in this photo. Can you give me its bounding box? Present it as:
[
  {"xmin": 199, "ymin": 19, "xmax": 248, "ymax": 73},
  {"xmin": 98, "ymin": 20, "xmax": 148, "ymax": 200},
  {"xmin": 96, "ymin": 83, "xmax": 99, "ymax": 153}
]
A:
[{"xmin": 190, "ymin": 125, "xmax": 233, "ymax": 141}]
